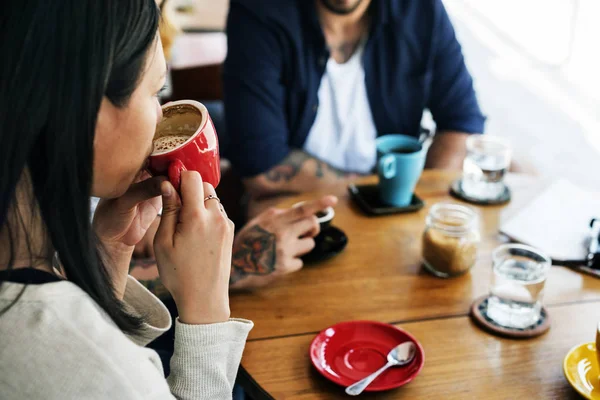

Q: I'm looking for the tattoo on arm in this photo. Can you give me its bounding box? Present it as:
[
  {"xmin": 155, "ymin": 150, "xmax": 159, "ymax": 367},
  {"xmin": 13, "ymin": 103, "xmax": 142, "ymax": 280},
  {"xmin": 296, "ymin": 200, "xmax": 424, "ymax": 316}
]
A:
[
  {"xmin": 264, "ymin": 151, "xmax": 349, "ymax": 183},
  {"xmin": 230, "ymin": 225, "xmax": 276, "ymax": 285},
  {"xmin": 265, "ymin": 151, "xmax": 310, "ymax": 182},
  {"xmin": 321, "ymin": 159, "xmax": 349, "ymax": 178},
  {"xmin": 315, "ymin": 159, "xmax": 325, "ymax": 178}
]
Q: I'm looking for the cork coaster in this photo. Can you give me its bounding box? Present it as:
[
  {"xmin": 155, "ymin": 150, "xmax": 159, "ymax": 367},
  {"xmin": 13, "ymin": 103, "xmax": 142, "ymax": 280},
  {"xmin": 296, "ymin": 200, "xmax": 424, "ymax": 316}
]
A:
[
  {"xmin": 450, "ymin": 179, "xmax": 511, "ymax": 206},
  {"xmin": 470, "ymin": 295, "xmax": 551, "ymax": 339}
]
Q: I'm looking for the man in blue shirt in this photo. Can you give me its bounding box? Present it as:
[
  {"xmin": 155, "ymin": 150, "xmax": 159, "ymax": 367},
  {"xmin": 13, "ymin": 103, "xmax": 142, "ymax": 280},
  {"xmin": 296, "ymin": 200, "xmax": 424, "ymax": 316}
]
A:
[{"xmin": 224, "ymin": 0, "xmax": 485, "ymax": 213}]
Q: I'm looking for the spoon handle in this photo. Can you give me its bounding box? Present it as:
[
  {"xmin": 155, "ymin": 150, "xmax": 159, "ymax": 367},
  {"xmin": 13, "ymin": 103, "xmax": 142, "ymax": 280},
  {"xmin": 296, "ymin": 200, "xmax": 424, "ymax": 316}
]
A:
[{"xmin": 345, "ymin": 361, "xmax": 393, "ymax": 396}]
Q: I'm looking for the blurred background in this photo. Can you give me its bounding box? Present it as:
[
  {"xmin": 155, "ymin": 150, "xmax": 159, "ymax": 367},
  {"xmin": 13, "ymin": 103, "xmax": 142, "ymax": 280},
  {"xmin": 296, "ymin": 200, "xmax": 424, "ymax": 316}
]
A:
[{"xmin": 164, "ymin": 0, "xmax": 600, "ymax": 189}]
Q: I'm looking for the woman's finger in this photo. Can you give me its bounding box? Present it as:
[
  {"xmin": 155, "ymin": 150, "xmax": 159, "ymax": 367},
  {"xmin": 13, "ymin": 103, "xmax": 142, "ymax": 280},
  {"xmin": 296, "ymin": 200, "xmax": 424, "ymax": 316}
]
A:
[
  {"xmin": 155, "ymin": 181, "xmax": 181, "ymax": 248},
  {"xmin": 179, "ymin": 171, "xmax": 205, "ymax": 212},
  {"xmin": 201, "ymin": 182, "xmax": 223, "ymax": 214}
]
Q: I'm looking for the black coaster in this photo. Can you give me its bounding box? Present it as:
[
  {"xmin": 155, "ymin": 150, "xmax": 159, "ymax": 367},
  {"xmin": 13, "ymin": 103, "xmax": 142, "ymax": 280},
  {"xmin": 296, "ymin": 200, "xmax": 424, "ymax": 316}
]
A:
[
  {"xmin": 450, "ymin": 179, "xmax": 511, "ymax": 206},
  {"xmin": 348, "ymin": 183, "xmax": 425, "ymax": 216},
  {"xmin": 301, "ymin": 226, "xmax": 348, "ymax": 265},
  {"xmin": 470, "ymin": 295, "xmax": 550, "ymax": 339}
]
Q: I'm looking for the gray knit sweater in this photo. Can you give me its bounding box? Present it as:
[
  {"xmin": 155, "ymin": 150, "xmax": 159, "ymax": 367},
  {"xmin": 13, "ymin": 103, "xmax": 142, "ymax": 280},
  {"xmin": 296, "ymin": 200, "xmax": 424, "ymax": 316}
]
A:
[{"xmin": 0, "ymin": 276, "xmax": 253, "ymax": 399}]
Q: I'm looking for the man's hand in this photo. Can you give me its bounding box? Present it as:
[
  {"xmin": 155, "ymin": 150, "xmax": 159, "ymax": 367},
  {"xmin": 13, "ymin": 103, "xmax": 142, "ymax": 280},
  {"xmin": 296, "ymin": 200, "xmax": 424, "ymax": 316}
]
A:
[{"xmin": 230, "ymin": 195, "xmax": 338, "ymax": 290}]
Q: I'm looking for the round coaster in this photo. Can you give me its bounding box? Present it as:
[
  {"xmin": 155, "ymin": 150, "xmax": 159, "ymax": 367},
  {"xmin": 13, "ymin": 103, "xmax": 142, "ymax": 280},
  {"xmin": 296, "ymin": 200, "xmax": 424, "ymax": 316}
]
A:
[
  {"xmin": 470, "ymin": 295, "xmax": 550, "ymax": 339},
  {"xmin": 450, "ymin": 179, "xmax": 511, "ymax": 206}
]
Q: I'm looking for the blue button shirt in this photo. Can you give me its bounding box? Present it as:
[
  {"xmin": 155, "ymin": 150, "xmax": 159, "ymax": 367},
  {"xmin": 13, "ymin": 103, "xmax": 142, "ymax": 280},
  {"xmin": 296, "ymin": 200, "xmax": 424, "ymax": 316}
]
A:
[{"xmin": 223, "ymin": 0, "xmax": 485, "ymax": 177}]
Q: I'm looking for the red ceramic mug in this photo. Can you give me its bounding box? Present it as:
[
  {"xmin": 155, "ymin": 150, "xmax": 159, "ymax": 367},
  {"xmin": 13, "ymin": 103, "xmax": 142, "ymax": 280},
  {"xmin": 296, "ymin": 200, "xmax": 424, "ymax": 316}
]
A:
[{"xmin": 148, "ymin": 100, "xmax": 220, "ymax": 191}]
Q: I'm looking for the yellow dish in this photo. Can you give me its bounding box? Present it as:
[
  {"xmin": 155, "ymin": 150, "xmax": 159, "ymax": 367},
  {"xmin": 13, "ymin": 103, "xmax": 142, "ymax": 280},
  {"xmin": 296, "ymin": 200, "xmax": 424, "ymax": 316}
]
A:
[{"xmin": 563, "ymin": 342, "xmax": 600, "ymax": 400}]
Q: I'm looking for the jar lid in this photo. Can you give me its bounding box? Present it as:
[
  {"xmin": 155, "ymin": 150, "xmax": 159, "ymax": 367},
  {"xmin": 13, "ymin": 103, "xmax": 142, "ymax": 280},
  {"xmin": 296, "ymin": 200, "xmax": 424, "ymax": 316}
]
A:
[{"xmin": 428, "ymin": 202, "xmax": 478, "ymax": 235}]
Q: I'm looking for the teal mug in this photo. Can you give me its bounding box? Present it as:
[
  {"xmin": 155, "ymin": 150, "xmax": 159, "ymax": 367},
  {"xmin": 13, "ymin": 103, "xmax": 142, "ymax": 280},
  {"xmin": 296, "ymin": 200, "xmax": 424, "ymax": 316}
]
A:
[{"xmin": 376, "ymin": 135, "xmax": 426, "ymax": 207}]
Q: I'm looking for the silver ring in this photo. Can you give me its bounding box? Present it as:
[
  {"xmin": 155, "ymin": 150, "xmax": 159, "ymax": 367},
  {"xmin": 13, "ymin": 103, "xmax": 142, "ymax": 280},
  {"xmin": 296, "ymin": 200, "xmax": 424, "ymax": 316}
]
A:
[{"xmin": 204, "ymin": 194, "xmax": 221, "ymax": 203}]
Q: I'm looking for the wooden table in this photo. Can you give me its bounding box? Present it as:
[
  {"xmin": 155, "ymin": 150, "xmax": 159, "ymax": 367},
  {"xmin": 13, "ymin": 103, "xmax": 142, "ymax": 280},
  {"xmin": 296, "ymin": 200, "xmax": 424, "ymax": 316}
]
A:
[{"xmin": 230, "ymin": 170, "xmax": 600, "ymax": 399}]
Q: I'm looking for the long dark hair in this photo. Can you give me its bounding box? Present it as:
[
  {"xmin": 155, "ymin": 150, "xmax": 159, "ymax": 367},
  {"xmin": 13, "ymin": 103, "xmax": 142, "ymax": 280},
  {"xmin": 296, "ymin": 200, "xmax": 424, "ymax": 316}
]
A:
[{"xmin": 0, "ymin": 0, "xmax": 159, "ymax": 333}]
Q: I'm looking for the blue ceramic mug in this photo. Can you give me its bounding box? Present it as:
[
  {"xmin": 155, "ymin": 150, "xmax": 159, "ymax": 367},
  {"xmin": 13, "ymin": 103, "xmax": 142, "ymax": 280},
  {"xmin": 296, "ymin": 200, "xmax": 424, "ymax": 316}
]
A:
[{"xmin": 376, "ymin": 134, "xmax": 426, "ymax": 207}]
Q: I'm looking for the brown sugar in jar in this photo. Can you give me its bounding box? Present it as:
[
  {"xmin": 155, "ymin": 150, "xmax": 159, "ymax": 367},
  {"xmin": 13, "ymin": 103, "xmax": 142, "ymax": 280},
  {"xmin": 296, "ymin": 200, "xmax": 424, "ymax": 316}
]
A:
[{"xmin": 422, "ymin": 203, "xmax": 480, "ymax": 278}]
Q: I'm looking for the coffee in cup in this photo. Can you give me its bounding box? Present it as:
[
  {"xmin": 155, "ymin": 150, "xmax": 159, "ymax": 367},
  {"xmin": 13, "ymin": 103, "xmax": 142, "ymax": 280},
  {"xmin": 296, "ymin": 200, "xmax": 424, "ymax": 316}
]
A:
[
  {"xmin": 388, "ymin": 145, "xmax": 420, "ymax": 155},
  {"xmin": 152, "ymin": 135, "xmax": 192, "ymax": 153},
  {"xmin": 152, "ymin": 103, "xmax": 202, "ymax": 154},
  {"xmin": 148, "ymin": 100, "xmax": 220, "ymax": 190}
]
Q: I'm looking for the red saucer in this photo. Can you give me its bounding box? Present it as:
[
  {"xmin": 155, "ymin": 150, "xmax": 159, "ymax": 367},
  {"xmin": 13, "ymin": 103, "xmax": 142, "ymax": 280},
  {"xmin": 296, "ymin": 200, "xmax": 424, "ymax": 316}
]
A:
[{"xmin": 310, "ymin": 321, "xmax": 425, "ymax": 392}]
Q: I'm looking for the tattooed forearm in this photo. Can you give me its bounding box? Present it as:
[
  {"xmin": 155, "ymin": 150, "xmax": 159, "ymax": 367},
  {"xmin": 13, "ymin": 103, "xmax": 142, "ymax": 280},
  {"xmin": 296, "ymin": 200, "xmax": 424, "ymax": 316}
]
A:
[
  {"xmin": 230, "ymin": 225, "xmax": 276, "ymax": 285},
  {"xmin": 265, "ymin": 151, "xmax": 311, "ymax": 182},
  {"xmin": 265, "ymin": 150, "xmax": 349, "ymax": 183},
  {"xmin": 321, "ymin": 159, "xmax": 348, "ymax": 178},
  {"xmin": 315, "ymin": 158, "xmax": 325, "ymax": 178}
]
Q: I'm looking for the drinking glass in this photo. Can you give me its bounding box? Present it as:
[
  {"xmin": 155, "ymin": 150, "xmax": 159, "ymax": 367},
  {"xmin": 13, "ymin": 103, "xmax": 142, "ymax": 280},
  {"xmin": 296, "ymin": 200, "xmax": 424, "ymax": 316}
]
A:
[
  {"xmin": 487, "ymin": 244, "xmax": 551, "ymax": 329},
  {"xmin": 461, "ymin": 136, "xmax": 511, "ymax": 200}
]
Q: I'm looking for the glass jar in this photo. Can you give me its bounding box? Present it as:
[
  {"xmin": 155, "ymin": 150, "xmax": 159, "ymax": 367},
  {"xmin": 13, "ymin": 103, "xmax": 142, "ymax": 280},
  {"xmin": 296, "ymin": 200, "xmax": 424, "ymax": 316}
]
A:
[{"xmin": 422, "ymin": 203, "xmax": 480, "ymax": 278}]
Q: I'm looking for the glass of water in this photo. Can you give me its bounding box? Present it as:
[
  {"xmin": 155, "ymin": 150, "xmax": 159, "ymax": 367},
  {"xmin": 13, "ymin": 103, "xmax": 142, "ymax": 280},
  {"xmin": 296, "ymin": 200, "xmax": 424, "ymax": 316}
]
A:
[
  {"xmin": 461, "ymin": 136, "xmax": 511, "ymax": 200},
  {"xmin": 487, "ymin": 244, "xmax": 551, "ymax": 329}
]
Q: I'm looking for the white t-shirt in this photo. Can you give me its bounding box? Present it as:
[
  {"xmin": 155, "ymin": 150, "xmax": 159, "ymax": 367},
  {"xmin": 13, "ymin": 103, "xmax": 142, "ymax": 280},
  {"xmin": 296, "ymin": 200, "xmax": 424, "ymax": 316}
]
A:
[{"xmin": 303, "ymin": 41, "xmax": 378, "ymax": 174}]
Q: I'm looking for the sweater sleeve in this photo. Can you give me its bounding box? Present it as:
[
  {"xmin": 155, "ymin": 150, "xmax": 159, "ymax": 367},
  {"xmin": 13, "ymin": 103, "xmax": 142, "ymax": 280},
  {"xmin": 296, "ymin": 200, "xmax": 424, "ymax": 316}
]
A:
[
  {"xmin": 122, "ymin": 276, "xmax": 173, "ymax": 346},
  {"xmin": 168, "ymin": 318, "xmax": 254, "ymax": 399},
  {"xmin": 0, "ymin": 279, "xmax": 253, "ymax": 400},
  {"xmin": 122, "ymin": 276, "xmax": 254, "ymax": 399}
]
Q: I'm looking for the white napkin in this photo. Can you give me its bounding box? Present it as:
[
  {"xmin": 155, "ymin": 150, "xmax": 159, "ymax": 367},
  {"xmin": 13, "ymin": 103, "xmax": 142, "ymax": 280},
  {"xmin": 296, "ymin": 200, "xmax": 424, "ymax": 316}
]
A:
[{"xmin": 500, "ymin": 179, "xmax": 600, "ymax": 261}]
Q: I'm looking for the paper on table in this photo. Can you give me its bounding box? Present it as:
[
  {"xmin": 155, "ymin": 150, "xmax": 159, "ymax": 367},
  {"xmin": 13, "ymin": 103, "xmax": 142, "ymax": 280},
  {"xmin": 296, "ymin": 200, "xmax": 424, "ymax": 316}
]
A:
[{"xmin": 500, "ymin": 179, "xmax": 600, "ymax": 261}]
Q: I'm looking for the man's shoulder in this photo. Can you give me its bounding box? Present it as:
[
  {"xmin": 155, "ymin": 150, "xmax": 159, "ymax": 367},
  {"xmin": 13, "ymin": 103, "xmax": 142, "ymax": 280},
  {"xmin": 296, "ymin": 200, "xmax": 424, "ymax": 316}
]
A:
[{"xmin": 230, "ymin": 0, "xmax": 302, "ymax": 23}]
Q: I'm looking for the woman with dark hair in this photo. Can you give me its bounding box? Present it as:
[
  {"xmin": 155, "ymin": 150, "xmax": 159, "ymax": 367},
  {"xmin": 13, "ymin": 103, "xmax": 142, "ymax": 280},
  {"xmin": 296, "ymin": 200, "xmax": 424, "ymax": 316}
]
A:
[{"xmin": 0, "ymin": 1, "xmax": 252, "ymax": 398}]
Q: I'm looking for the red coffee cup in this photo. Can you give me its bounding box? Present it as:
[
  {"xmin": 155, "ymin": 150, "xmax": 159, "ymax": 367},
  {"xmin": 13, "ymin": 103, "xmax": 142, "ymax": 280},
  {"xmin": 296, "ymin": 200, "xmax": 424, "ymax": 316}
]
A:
[{"xmin": 148, "ymin": 100, "xmax": 220, "ymax": 191}]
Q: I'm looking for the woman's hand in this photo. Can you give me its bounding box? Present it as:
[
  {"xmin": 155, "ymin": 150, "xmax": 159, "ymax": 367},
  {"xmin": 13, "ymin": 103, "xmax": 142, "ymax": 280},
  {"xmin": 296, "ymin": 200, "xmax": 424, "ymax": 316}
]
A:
[
  {"xmin": 154, "ymin": 171, "xmax": 235, "ymax": 325},
  {"xmin": 93, "ymin": 172, "xmax": 164, "ymax": 299}
]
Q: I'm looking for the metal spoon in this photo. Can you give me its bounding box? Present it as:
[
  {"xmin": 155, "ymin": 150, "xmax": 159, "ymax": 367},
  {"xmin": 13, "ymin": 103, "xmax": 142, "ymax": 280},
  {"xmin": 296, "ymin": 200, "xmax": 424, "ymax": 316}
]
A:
[{"xmin": 345, "ymin": 342, "xmax": 416, "ymax": 396}]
